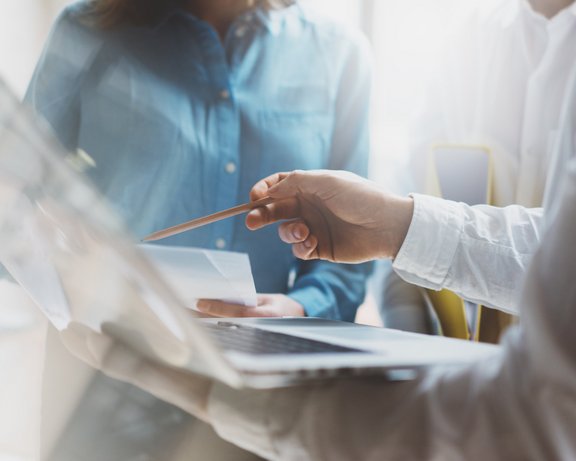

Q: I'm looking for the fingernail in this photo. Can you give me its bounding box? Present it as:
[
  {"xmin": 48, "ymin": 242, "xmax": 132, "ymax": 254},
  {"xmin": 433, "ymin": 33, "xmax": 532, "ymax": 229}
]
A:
[
  {"xmin": 196, "ymin": 300, "xmax": 209, "ymax": 310},
  {"xmin": 303, "ymin": 239, "xmax": 313, "ymax": 249},
  {"xmin": 293, "ymin": 227, "xmax": 303, "ymax": 240}
]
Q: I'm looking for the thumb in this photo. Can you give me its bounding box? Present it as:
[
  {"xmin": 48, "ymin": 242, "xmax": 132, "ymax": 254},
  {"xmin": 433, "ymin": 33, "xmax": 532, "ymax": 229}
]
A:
[
  {"xmin": 250, "ymin": 171, "xmax": 290, "ymax": 201},
  {"xmin": 250, "ymin": 170, "xmax": 316, "ymax": 201},
  {"xmin": 268, "ymin": 169, "xmax": 350, "ymax": 200},
  {"xmin": 246, "ymin": 170, "xmax": 331, "ymax": 230},
  {"xmin": 266, "ymin": 170, "xmax": 318, "ymax": 198}
]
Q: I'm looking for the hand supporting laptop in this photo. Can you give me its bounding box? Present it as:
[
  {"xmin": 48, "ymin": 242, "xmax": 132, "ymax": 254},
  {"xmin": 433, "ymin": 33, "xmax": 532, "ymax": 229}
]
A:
[{"xmin": 60, "ymin": 322, "xmax": 214, "ymax": 423}]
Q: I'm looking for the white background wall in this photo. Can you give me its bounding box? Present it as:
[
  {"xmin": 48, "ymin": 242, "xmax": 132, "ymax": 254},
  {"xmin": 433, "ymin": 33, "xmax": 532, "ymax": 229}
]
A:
[{"xmin": 0, "ymin": 0, "xmax": 69, "ymax": 96}]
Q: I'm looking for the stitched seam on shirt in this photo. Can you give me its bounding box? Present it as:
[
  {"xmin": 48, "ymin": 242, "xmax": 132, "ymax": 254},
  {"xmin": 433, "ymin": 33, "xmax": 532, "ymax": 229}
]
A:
[
  {"xmin": 438, "ymin": 211, "xmax": 467, "ymax": 287},
  {"xmin": 458, "ymin": 235, "xmax": 536, "ymax": 256},
  {"xmin": 417, "ymin": 195, "xmax": 465, "ymax": 287}
]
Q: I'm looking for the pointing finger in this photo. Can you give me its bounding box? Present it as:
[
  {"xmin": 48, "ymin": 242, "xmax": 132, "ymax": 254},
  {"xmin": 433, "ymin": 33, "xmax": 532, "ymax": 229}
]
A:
[{"xmin": 246, "ymin": 197, "xmax": 300, "ymax": 230}]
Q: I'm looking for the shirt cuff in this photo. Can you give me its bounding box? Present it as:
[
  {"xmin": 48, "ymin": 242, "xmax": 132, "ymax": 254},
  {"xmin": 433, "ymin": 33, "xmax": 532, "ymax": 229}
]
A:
[
  {"xmin": 393, "ymin": 194, "xmax": 465, "ymax": 289},
  {"xmin": 288, "ymin": 286, "xmax": 332, "ymax": 319}
]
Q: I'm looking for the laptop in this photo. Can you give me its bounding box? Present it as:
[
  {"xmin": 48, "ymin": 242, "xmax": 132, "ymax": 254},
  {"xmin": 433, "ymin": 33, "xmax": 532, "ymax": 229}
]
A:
[{"xmin": 0, "ymin": 80, "xmax": 498, "ymax": 389}]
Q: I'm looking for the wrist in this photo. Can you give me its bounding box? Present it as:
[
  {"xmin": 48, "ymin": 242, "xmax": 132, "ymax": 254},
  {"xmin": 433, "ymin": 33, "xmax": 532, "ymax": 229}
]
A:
[
  {"xmin": 286, "ymin": 296, "xmax": 306, "ymax": 317},
  {"xmin": 377, "ymin": 194, "xmax": 414, "ymax": 259},
  {"xmin": 284, "ymin": 292, "xmax": 309, "ymax": 317}
]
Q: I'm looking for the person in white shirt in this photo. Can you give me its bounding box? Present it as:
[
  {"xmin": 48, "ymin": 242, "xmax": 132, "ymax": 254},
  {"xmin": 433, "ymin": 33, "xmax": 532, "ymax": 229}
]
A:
[
  {"xmin": 380, "ymin": 0, "xmax": 576, "ymax": 333},
  {"xmin": 75, "ymin": 59, "xmax": 576, "ymax": 459}
]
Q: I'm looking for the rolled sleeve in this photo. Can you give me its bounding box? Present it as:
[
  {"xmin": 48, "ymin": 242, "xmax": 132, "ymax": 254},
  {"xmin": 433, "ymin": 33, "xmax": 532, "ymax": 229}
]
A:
[
  {"xmin": 288, "ymin": 260, "xmax": 372, "ymax": 321},
  {"xmin": 393, "ymin": 193, "xmax": 464, "ymax": 289},
  {"xmin": 393, "ymin": 194, "xmax": 542, "ymax": 312}
]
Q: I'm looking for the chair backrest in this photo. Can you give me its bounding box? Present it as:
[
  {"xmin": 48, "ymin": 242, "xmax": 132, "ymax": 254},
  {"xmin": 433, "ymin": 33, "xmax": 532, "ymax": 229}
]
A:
[
  {"xmin": 424, "ymin": 145, "xmax": 493, "ymax": 340},
  {"xmin": 424, "ymin": 288, "xmax": 470, "ymax": 339}
]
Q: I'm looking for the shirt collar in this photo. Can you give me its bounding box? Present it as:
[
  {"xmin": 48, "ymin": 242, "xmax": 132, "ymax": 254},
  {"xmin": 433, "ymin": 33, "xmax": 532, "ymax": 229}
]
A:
[
  {"xmin": 152, "ymin": 2, "xmax": 299, "ymax": 36},
  {"xmin": 151, "ymin": 7, "xmax": 186, "ymax": 31},
  {"xmin": 497, "ymin": 0, "xmax": 576, "ymax": 27},
  {"xmin": 519, "ymin": 0, "xmax": 576, "ymax": 25},
  {"xmin": 249, "ymin": 2, "xmax": 300, "ymax": 35},
  {"xmin": 497, "ymin": 0, "xmax": 522, "ymax": 28}
]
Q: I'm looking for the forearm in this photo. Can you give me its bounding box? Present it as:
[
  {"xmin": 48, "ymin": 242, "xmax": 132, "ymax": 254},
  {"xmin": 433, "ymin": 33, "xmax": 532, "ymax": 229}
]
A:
[
  {"xmin": 393, "ymin": 194, "xmax": 543, "ymax": 313},
  {"xmin": 208, "ymin": 377, "xmax": 430, "ymax": 461},
  {"xmin": 288, "ymin": 260, "xmax": 372, "ymax": 321},
  {"xmin": 207, "ymin": 344, "xmax": 536, "ymax": 461}
]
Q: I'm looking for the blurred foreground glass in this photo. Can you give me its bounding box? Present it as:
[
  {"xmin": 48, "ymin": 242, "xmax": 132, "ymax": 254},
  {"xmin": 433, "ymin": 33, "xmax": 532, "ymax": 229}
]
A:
[
  {"xmin": 0, "ymin": 78, "xmax": 197, "ymax": 348},
  {"xmin": 0, "ymin": 80, "xmax": 261, "ymax": 460}
]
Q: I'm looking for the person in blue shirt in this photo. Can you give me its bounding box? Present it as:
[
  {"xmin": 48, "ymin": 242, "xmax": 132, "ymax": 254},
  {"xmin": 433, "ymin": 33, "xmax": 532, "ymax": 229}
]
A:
[{"xmin": 26, "ymin": 0, "xmax": 372, "ymax": 321}]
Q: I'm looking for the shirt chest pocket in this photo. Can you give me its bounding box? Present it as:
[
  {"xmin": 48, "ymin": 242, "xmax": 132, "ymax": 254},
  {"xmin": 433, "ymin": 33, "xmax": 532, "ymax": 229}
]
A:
[
  {"xmin": 256, "ymin": 83, "xmax": 333, "ymax": 175},
  {"xmin": 257, "ymin": 111, "xmax": 332, "ymax": 176}
]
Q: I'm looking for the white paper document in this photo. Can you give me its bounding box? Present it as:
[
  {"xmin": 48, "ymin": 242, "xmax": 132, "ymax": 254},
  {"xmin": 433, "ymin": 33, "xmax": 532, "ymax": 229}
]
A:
[
  {"xmin": 139, "ymin": 244, "xmax": 257, "ymax": 308},
  {"xmin": 0, "ymin": 227, "xmax": 257, "ymax": 332}
]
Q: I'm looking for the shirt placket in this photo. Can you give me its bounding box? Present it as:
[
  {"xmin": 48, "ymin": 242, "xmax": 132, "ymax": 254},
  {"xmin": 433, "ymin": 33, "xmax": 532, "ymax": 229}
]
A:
[
  {"xmin": 197, "ymin": 23, "xmax": 241, "ymax": 251},
  {"xmin": 517, "ymin": 20, "xmax": 549, "ymax": 207},
  {"xmin": 517, "ymin": 10, "xmax": 576, "ymax": 206}
]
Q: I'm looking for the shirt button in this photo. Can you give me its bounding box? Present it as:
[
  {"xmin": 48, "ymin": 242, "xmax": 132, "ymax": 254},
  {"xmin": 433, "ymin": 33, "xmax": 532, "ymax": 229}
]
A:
[
  {"xmin": 215, "ymin": 238, "xmax": 226, "ymax": 249},
  {"xmin": 225, "ymin": 162, "xmax": 237, "ymax": 174},
  {"xmin": 219, "ymin": 89, "xmax": 230, "ymax": 100},
  {"xmin": 235, "ymin": 26, "xmax": 247, "ymax": 37}
]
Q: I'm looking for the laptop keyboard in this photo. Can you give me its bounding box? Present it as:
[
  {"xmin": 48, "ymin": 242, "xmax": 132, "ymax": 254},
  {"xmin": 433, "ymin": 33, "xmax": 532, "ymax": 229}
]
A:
[{"xmin": 203, "ymin": 321, "xmax": 366, "ymax": 355}]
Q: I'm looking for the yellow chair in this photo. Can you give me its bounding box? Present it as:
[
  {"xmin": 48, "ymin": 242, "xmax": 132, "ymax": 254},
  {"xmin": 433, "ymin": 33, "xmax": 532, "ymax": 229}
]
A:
[
  {"xmin": 424, "ymin": 288, "xmax": 472, "ymax": 340},
  {"xmin": 477, "ymin": 304, "xmax": 517, "ymax": 344},
  {"xmin": 424, "ymin": 145, "xmax": 514, "ymax": 342}
]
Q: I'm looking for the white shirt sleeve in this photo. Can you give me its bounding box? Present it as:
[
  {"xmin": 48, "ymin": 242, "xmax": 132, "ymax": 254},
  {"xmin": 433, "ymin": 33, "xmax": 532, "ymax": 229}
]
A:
[
  {"xmin": 392, "ymin": 193, "xmax": 543, "ymax": 314},
  {"xmin": 206, "ymin": 157, "xmax": 576, "ymax": 461}
]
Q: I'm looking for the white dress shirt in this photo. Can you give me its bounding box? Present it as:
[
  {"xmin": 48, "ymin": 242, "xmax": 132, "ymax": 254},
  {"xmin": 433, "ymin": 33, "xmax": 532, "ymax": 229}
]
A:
[
  {"xmin": 207, "ymin": 52, "xmax": 576, "ymax": 461},
  {"xmin": 385, "ymin": 0, "xmax": 576, "ymax": 318}
]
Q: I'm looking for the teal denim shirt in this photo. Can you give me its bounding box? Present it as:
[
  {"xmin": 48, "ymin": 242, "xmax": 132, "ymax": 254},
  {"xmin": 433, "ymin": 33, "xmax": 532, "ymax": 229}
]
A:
[{"xmin": 26, "ymin": 1, "xmax": 373, "ymax": 320}]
